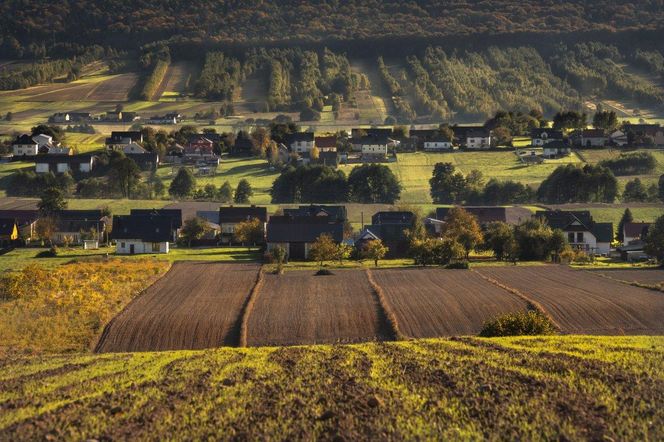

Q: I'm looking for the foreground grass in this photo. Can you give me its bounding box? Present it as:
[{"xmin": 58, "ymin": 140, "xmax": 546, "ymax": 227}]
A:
[
  {"xmin": 0, "ymin": 336, "xmax": 661, "ymax": 440},
  {"xmin": 0, "ymin": 259, "xmax": 169, "ymax": 354}
]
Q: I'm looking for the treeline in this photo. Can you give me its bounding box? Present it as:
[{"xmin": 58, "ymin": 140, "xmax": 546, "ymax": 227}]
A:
[
  {"xmin": 551, "ymin": 42, "xmax": 664, "ymax": 106},
  {"xmin": 598, "ymin": 152, "xmax": 658, "ymax": 176},
  {"xmin": 194, "ymin": 52, "xmax": 243, "ymax": 101},
  {"xmin": 430, "ymin": 162, "xmax": 620, "ymax": 205},
  {"xmin": 2, "ymin": 1, "xmax": 664, "ymax": 55},
  {"xmin": 270, "ymin": 164, "xmax": 401, "ymax": 204},
  {"xmin": 377, "ymin": 57, "xmax": 415, "ymax": 122},
  {"xmin": 137, "ymin": 46, "xmax": 171, "ymax": 100},
  {"xmin": 0, "ymin": 46, "xmax": 105, "ymax": 90}
]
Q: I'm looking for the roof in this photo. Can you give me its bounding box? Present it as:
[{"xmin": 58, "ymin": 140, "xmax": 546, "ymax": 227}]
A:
[
  {"xmin": 452, "ymin": 125, "xmax": 485, "ymax": 138},
  {"xmin": 362, "ymin": 223, "xmax": 409, "ymax": 243},
  {"xmin": 282, "ymin": 205, "xmax": 347, "ymax": 222},
  {"xmin": 35, "ymin": 154, "xmax": 94, "ymax": 164},
  {"xmin": 106, "ymin": 131, "xmax": 142, "ymax": 144},
  {"xmin": 409, "ymin": 129, "xmax": 439, "ymax": 139},
  {"xmin": 623, "ymin": 222, "xmax": 652, "ymax": 238},
  {"xmin": 467, "ymin": 128, "xmax": 491, "ymax": 138},
  {"xmin": 0, "ymin": 218, "xmax": 17, "ymax": 236},
  {"xmin": 436, "ymin": 206, "xmax": 531, "ymax": 226},
  {"xmin": 371, "ymin": 211, "xmax": 414, "ymax": 225},
  {"xmin": 530, "ymin": 128, "xmax": 563, "ymax": 139},
  {"xmin": 543, "ymin": 140, "xmax": 569, "ymax": 149},
  {"xmin": 111, "ymin": 215, "xmax": 172, "ymax": 242},
  {"xmin": 352, "ymin": 128, "xmax": 393, "ymax": 138},
  {"xmin": 582, "ymin": 129, "xmax": 607, "ymax": 138},
  {"xmin": 535, "ymin": 210, "xmax": 613, "ymax": 242},
  {"xmin": 218, "ymin": 206, "xmax": 268, "ymax": 224},
  {"xmin": 130, "ymin": 209, "xmax": 182, "ymax": 229},
  {"xmin": 0, "ymin": 210, "xmax": 39, "ymax": 224},
  {"xmin": 623, "ymin": 124, "xmax": 663, "ymax": 136},
  {"xmin": 287, "ymin": 132, "xmax": 314, "ymax": 143},
  {"xmin": 14, "ymin": 134, "xmax": 36, "ymax": 145},
  {"xmin": 358, "ymin": 134, "xmax": 390, "ymax": 145},
  {"xmin": 196, "ymin": 210, "xmax": 220, "ymax": 224},
  {"xmin": 592, "ymin": 222, "xmax": 614, "ymax": 243},
  {"xmin": 57, "ymin": 210, "xmax": 104, "ymax": 221},
  {"xmin": 315, "ymin": 136, "xmax": 337, "ymax": 148},
  {"xmin": 266, "ymin": 216, "xmax": 344, "ymax": 243}
]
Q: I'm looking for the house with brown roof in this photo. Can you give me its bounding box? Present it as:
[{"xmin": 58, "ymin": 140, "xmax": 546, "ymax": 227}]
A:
[
  {"xmin": 266, "ymin": 214, "xmax": 344, "ymax": 260},
  {"xmin": 535, "ymin": 210, "xmax": 613, "ymax": 255},
  {"xmin": 435, "ymin": 206, "xmax": 531, "ymax": 227},
  {"xmin": 623, "ymin": 222, "xmax": 651, "ymax": 245},
  {"xmin": 314, "ymin": 136, "xmax": 337, "ymax": 152},
  {"xmin": 218, "ymin": 206, "xmax": 268, "ymax": 244}
]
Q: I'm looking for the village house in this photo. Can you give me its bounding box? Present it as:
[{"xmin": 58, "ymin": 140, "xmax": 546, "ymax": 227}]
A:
[
  {"xmin": 286, "ymin": 132, "xmax": 315, "ymax": 153},
  {"xmin": 12, "ymin": 134, "xmax": 39, "ymax": 156},
  {"xmin": 542, "ymin": 140, "xmax": 571, "ymax": 158},
  {"xmin": 530, "ymin": 128, "xmax": 563, "ymax": 146},
  {"xmin": 39, "ymin": 145, "xmax": 72, "ymax": 155},
  {"xmin": 106, "ymin": 131, "xmax": 143, "ymax": 150},
  {"xmin": 465, "ymin": 128, "xmax": 492, "ymax": 149},
  {"xmin": 266, "ymin": 214, "xmax": 344, "ymax": 260},
  {"xmin": 574, "ymin": 129, "xmax": 608, "ymax": 147},
  {"xmin": 32, "ymin": 134, "xmax": 57, "ymax": 149},
  {"xmin": 103, "ymin": 111, "xmax": 139, "ymax": 123},
  {"xmin": 536, "ymin": 210, "xmax": 613, "ymax": 255},
  {"xmin": 408, "ymin": 128, "xmax": 440, "ymax": 149},
  {"xmin": 35, "ymin": 154, "xmax": 95, "ymax": 174},
  {"xmin": 147, "ymin": 113, "xmax": 182, "ymax": 125},
  {"xmin": 130, "ymin": 209, "xmax": 182, "ymax": 242},
  {"xmin": 283, "ymin": 205, "xmax": 347, "ymax": 222},
  {"xmin": 50, "ymin": 112, "xmax": 91, "ymax": 124},
  {"xmin": 184, "ymin": 135, "xmax": 216, "ymax": 159},
  {"xmin": 355, "ymin": 211, "xmax": 414, "ymax": 258},
  {"xmin": 0, "ymin": 219, "xmax": 19, "ymax": 247},
  {"xmin": 423, "ymin": 136, "xmax": 454, "ymax": 151},
  {"xmin": 218, "ymin": 206, "xmax": 268, "ymax": 244},
  {"xmin": 355, "ymin": 134, "xmax": 391, "ymax": 157},
  {"xmin": 51, "ymin": 210, "xmax": 107, "ymax": 245},
  {"xmin": 623, "ymin": 123, "xmax": 664, "ymax": 147},
  {"xmin": 111, "ymin": 214, "xmax": 172, "ymax": 254},
  {"xmin": 609, "ymin": 130, "xmax": 629, "ymax": 147},
  {"xmin": 0, "ymin": 210, "xmax": 39, "ymax": 241},
  {"xmin": 314, "ymin": 135, "xmax": 337, "ymax": 152},
  {"xmin": 623, "ymin": 222, "xmax": 652, "ymax": 245}
]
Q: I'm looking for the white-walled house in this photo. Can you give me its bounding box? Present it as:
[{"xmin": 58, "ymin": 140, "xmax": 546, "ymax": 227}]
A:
[
  {"xmin": 542, "ymin": 140, "xmax": 571, "ymax": 158},
  {"xmin": 466, "ymin": 129, "xmax": 492, "ymax": 149},
  {"xmin": 287, "ymin": 132, "xmax": 315, "ymax": 153},
  {"xmin": 530, "ymin": 129, "xmax": 563, "ymax": 146},
  {"xmin": 423, "ymin": 137, "xmax": 454, "ymax": 151},
  {"xmin": 623, "ymin": 222, "xmax": 651, "ymax": 245},
  {"xmin": 12, "ymin": 134, "xmax": 39, "ymax": 156},
  {"xmin": 111, "ymin": 214, "xmax": 172, "ymax": 254},
  {"xmin": 536, "ymin": 210, "xmax": 613, "ymax": 255},
  {"xmin": 32, "ymin": 134, "xmax": 55, "ymax": 149},
  {"xmin": 35, "ymin": 154, "xmax": 95, "ymax": 174},
  {"xmin": 122, "ymin": 142, "xmax": 148, "ymax": 154}
]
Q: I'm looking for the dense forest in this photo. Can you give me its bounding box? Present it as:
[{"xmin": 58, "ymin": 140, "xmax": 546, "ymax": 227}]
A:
[{"xmin": 1, "ymin": 1, "xmax": 664, "ymax": 57}]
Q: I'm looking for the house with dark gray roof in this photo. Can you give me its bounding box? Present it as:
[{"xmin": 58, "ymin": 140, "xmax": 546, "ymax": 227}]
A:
[
  {"xmin": 355, "ymin": 211, "xmax": 415, "ymax": 258},
  {"xmin": 130, "ymin": 209, "xmax": 182, "ymax": 241},
  {"xmin": 218, "ymin": 206, "xmax": 268, "ymax": 244},
  {"xmin": 530, "ymin": 128, "xmax": 563, "ymax": 146},
  {"xmin": 283, "ymin": 205, "xmax": 347, "ymax": 222},
  {"xmin": 623, "ymin": 222, "xmax": 651, "ymax": 245},
  {"xmin": 535, "ymin": 210, "xmax": 613, "ymax": 255},
  {"xmin": 266, "ymin": 215, "xmax": 344, "ymax": 260},
  {"xmin": 111, "ymin": 214, "xmax": 173, "ymax": 254}
]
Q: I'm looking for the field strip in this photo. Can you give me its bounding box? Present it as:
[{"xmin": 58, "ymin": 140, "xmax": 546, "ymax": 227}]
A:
[
  {"xmin": 582, "ymin": 269, "xmax": 664, "ymax": 294},
  {"xmin": 471, "ymin": 269, "xmax": 563, "ymax": 331},
  {"xmin": 365, "ymin": 269, "xmax": 405, "ymax": 340},
  {"xmin": 239, "ymin": 266, "xmax": 265, "ymax": 347},
  {"xmin": 93, "ymin": 262, "xmax": 174, "ymax": 352}
]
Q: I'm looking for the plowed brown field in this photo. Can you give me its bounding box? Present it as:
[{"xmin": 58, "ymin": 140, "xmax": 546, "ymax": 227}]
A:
[
  {"xmin": 95, "ymin": 262, "xmax": 260, "ymax": 352},
  {"xmin": 590, "ymin": 269, "xmax": 664, "ymax": 287},
  {"xmin": 245, "ymin": 270, "xmax": 392, "ymax": 346},
  {"xmin": 369, "ymin": 268, "xmax": 529, "ymax": 337},
  {"xmin": 477, "ymin": 266, "xmax": 664, "ymax": 335}
]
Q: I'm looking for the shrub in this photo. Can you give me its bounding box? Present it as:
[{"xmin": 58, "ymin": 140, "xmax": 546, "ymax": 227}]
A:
[
  {"xmin": 445, "ymin": 261, "xmax": 469, "ymax": 269},
  {"xmin": 479, "ymin": 310, "xmax": 557, "ymax": 337},
  {"xmin": 35, "ymin": 246, "xmax": 58, "ymax": 258},
  {"xmin": 315, "ymin": 269, "xmax": 334, "ymax": 276}
]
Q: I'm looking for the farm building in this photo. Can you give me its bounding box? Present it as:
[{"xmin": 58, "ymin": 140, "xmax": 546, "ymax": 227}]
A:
[
  {"xmin": 452, "ymin": 126, "xmax": 491, "ymax": 149},
  {"xmin": 50, "ymin": 112, "xmax": 91, "ymax": 123},
  {"xmin": 530, "ymin": 129, "xmax": 563, "ymax": 146},
  {"xmin": 111, "ymin": 214, "xmax": 172, "ymax": 254},
  {"xmin": 622, "ymin": 123, "xmax": 664, "ymax": 146},
  {"xmin": 573, "ymin": 129, "xmax": 608, "ymax": 147},
  {"xmin": 130, "ymin": 209, "xmax": 182, "ymax": 241},
  {"xmin": 51, "ymin": 210, "xmax": 107, "ymax": 245},
  {"xmin": 184, "ymin": 135, "xmax": 216, "ymax": 159},
  {"xmin": 535, "ymin": 210, "xmax": 613, "ymax": 255},
  {"xmin": 39, "ymin": 146, "xmax": 72, "ymax": 155},
  {"xmin": 0, "ymin": 219, "xmax": 19, "ymax": 246},
  {"xmin": 12, "ymin": 134, "xmax": 39, "ymax": 156},
  {"xmin": 423, "ymin": 136, "xmax": 454, "ymax": 151},
  {"xmin": 267, "ymin": 215, "xmax": 344, "ymax": 260},
  {"xmin": 35, "ymin": 154, "xmax": 95, "ymax": 174},
  {"xmin": 623, "ymin": 222, "xmax": 652, "ymax": 245},
  {"xmin": 218, "ymin": 206, "xmax": 268, "ymax": 244},
  {"xmin": 314, "ymin": 135, "xmax": 337, "ymax": 152}
]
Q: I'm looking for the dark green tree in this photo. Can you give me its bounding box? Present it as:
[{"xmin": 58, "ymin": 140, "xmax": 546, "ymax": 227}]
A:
[
  {"xmin": 38, "ymin": 187, "xmax": 67, "ymax": 216},
  {"xmin": 348, "ymin": 164, "xmax": 401, "ymax": 204},
  {"xmin": 219, "ymin": 181, "xmax": 233, "ymax": 203},
  {"xmin": 234, "ymin": 179, "xmax": 253, "ymax": 203},
  {"xmin": 644, "ymin": 215, "xmax": 664, "ymax": 265},
  {"xmin": 617, "ymin": 208, "xmax": 633, "ymax": 243},
  {"xmin": 429, "ymin": 163, "xmax": 467, "ymax": 204},
  {"xmin": 169, "ymin": 168, "xmax": 196, "ymax": 199}
]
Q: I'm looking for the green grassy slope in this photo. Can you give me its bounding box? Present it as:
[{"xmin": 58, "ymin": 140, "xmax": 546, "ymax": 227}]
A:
[{"xmin": 0, "ymin": 336, "xmax": 661, "ymax": 440}]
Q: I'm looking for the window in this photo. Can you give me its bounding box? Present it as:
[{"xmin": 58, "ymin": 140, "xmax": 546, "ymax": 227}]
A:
[
  {"xmin": 568, "ymin": 232, "xmax": 575, "ymax": 243},
  {"xmin": 576, "ymin": 232, "xmax": 584, "ymax": 243},
  {"xmin": 121, "ymin": 242, "xmax": 125, "ymax": 248},
  {"xmin": 152, "ymin": 243, "xmax": 161, "ymax": 252}
]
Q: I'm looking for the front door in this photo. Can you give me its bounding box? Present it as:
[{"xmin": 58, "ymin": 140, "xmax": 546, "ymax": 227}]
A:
[{"xmin": 129, "ymin": 244, "xmax": 135, "ymax": 255}]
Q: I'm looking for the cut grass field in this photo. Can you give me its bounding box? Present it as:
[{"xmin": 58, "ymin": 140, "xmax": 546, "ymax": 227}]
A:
[{"xmin": 0, "ymin": 336, "xmax": 661, "ymax": 440}]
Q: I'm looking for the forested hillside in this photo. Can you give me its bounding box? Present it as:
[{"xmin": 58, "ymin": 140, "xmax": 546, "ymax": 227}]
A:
[{"xmin": 1, "ymin": 0, "xmax": 664, "ymax": 57}]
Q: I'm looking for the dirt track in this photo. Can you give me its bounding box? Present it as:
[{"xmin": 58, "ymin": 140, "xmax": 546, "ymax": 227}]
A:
[
  {"xmin": 95, "ymin": 262, "xmax": 260, "ymax": 352},
  {"xmin": 478, "ymin": 266, "xmax": 664, "ymax": 335},
  {"xmin": 245, "ymin": 270, "xmax": 393, "ymax": 346},
  {"xmin": 370, "ymin": 268, "xmax": 529, "ymax": 337}
]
